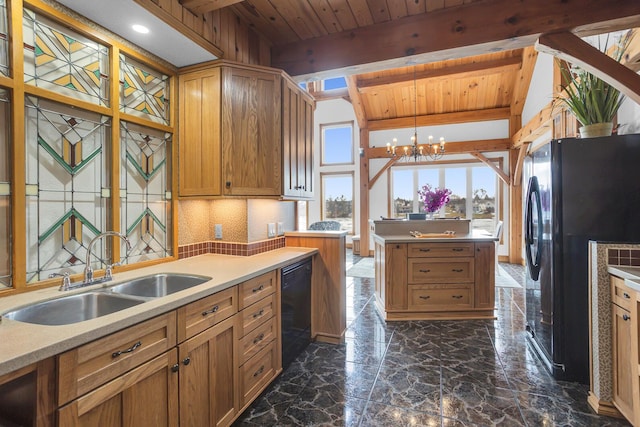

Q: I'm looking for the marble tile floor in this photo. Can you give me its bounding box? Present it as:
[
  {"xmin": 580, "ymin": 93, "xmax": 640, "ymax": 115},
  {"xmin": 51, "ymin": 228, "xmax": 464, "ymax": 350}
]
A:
[{"xmin": 233, "ymin": 252, "xmax": 631, "ymax": 427}]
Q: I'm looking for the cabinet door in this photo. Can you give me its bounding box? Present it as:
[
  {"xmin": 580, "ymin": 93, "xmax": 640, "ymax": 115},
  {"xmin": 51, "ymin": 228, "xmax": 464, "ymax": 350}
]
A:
[
  {"xmin": 385, "ymin": 243, "xmax": 408, "ymax": 310},
  {"xmin": 178, "ymin": 68, "xmax": 222, "ymax": 196},
  {"xmin": 178, "ymin": 314, "xmax": 240, "ymax": 427},
  {"xmin": 474, "ymin": 242, "xmax": 495, "ymax": 310},
  {"xmin": 221, "ymin": 67, "xmax": 281, "ymax": 196},
  {"xmin": 612, "ymin": 303, "xmax": 634, "ymax": 421},
  {"xmin": 58, "ymin": 350, "xmax": 179, "ymax": 427}
]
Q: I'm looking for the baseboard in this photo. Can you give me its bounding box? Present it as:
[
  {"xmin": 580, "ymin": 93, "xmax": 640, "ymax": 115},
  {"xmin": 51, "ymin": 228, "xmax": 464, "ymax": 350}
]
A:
[{"xmin": 587, "ymin": 392, "xmax": 625, "ymax": 419}]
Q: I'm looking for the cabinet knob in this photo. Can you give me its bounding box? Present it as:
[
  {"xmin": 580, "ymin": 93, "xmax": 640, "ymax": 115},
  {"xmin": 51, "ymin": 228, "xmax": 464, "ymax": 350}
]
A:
[
  {"xmin": 183, "ymin": 357, "xmax": 191, "ymax": 366},
  {"xmin": 226, "ymin": 181, "xmax": 231, "ymax": 188},
  {"xmin": 171, "ymin": 364, "xmax": 179, "ymax": 373},
  {"xmin": 624, "ymin": 292, "xmax": 631, "ymax": 299},
  {"xmin": 623, "ymin": 314, "xmax": 631, "ymax": 321}
]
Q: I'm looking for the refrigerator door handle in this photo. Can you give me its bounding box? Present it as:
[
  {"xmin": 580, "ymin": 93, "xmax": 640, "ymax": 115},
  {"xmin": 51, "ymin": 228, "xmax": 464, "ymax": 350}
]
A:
[{"xmin": 525, "ymin": 176, "xmax": 543, "ymax": 280}]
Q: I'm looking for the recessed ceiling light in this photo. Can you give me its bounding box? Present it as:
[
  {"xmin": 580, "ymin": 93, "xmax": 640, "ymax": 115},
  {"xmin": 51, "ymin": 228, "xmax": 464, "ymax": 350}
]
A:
[{"xmin": 132, "ymin": 24, "xmax": 149, "ymax": 34}]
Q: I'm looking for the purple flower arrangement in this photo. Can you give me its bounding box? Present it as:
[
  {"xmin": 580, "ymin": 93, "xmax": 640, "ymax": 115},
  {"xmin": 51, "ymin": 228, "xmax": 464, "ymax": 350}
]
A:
[{"xmin": 417, "ymin": 184, "xmax": 452, "ymax": 213}]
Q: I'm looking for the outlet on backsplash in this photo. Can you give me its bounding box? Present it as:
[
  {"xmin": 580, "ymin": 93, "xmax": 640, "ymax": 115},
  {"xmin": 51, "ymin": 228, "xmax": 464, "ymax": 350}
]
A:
[
  {"xmin": 267, "ymin": 223, "xmax": 276, "ymax": 238},
  {"xmin": 214, "ymin": 224, "xmax": 223, "ymax": 239},
  {"xmin": 277, "ymin": 222, "xmax": 284, "ymax": 236}
]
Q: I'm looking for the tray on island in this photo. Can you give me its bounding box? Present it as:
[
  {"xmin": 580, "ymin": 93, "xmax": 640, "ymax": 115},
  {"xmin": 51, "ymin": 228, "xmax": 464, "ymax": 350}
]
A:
[{"xmin": 409, "ymin": 231, "xmax": 456, "ymax": 238}]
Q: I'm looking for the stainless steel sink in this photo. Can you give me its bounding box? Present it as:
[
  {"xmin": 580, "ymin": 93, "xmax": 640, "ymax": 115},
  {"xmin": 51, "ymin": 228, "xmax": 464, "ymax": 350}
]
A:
[
  {"xmin": 107, "ymin": 273, "xmax": 211, "ymax": 298},
  {"xmin": 3, "ymin": 292, "xmax": 144, "ymax": 326}
]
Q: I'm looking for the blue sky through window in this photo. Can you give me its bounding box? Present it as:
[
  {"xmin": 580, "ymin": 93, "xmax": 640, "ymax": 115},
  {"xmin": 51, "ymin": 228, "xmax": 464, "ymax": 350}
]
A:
[
  {"xmin": 323, "ymin": 77, "xmax": 347, "ymax": 90},
  {"xmin": 322, "ymin": 125, "xmax": 352, "ymax": 164}
]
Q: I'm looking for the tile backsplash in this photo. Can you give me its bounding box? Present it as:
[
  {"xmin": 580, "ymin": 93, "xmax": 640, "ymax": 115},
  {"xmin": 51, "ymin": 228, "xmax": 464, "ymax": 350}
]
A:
[
  {"xmin": 607, "ymin": 248, "xmax": 640, "ymax": 266},
  {"xmin": 178, "ymin": 237, "xmax": 285, "ymax": 259}
]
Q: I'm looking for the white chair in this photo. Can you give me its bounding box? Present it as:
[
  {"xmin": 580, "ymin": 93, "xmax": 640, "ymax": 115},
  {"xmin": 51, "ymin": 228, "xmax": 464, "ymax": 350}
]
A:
[{"xmin": 494, "ymin": 220, "xmax": 504, "ymax": 275}]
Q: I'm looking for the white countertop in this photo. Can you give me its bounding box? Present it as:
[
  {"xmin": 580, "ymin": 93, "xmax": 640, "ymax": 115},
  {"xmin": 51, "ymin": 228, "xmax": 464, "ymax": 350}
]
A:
[
  {"xmin": 0, "ymin": 247, "xmax": 316, "ymax": 377},
  {"xmin": 285, "ymin": 230, "xmax": 347, "ymax": 238},
  {"xmin": 372, "ymin": 230, "xmax": 497, "ymax": 243},
  {"xmin": 608, "ymin": 265, "xmax": 640, "ymax": 291}
]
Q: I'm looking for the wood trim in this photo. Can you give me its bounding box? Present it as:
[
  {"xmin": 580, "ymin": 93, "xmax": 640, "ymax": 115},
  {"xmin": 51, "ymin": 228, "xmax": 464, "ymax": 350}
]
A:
[
  {"xmin": 308, "ymin": 88, "xmax": 349, "ymax": 102},
  {"xmin": 470, "ymin": 151, "xmax": 509, "ymax": 185},
  {"xmin": 511, "ymin": 46, "xmax": 538, "ymax": 116},
  {"xmin": 509, "ymin": 148, "xmax": 524, "ymax": 264},
  {"xmin": 181, "ymin": 0, "xmax": 245, "ymax": 14},
  {"xmin": 110, "ymin": 48, "xmax": 122, "ymax": 263},
  {"xmin": 118, "ymin": 113, "xmax": 175, "ymax": 133},
  {"xmin": 513, "ymin": 143, "xmax": 530, "ymax": 187},
  {"xmin": 587, "ymin": 392, "xmax": 625, "ymax": 418},
  {"xmin": 23, "ymin": 85, "xmax": 112, "ymax": 117},
  {"xmin": 0, "ymin": 75, "xmax": 13, "ymax": 88},
  {"xmin": 345, "ymin": 75, "xmax": 366, "ymax": 130},
  {"xmin": 512, "ymin": 103, "xmax": 554, "ymax": 147},
  {"xmin": 367, "ymin": 108, "xmax": 511, "ymax": 131},
  {"xmin": 368, "ymin": 138, "xmax": 510, "ymax": 158},
  {"xmin": 359, "ymin": 128, "xmax": 370, "ymax": 259}
]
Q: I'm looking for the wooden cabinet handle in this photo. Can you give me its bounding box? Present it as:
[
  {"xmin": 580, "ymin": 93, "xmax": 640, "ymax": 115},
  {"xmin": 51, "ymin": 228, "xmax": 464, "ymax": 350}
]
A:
[
  {"xmin": 419, "ymin": 269, "xmax": 430, "ymax": 273},
  {"xmin": 452, "ymin": 269, "xmax": 464, "ymax": 272},
  {"xmin": 112, "ymin": 341, "xmax": 142, "ymax": 358},
  {"xmin": 202, "ymin": 305, "xmax": 219, "ymax": 316},
  {"xmin": 252, "ymin": 285, "xmax": 264, "ymax": 293},
  {"xmin": 419, "ymin": 295, "xmax": 431, "ymax": 300},
  {"xmin": 624, "ymin": 292, "xmax": 631, "ymax": 299},
  {"xmin": 452, "ymin": 295, "xmax": 464, "ymax": 299},
  {"xmin": 253, "ymin": 365, "xmax": 265, "ymax": 377},
  {"xmin": 253, "ymin": 333, "xmax": 265, "ymax": 344},
  {"xmin": 253, "ymin": 309, "xmax": 265, "ymax": 319},
  {"xmin": 623, "ymin": 314, "xmax": 631, "ymax": 321},
  {"xmin": 419, "ymin": 248, "xmax": 431, "ymax": 252}
]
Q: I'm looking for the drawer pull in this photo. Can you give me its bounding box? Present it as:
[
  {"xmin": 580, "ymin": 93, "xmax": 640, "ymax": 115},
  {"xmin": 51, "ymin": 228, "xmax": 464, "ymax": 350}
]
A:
[
  {"xmin": 452, "ymin": 295, "xmax": 464, "ymax": 299},
  {"xmin": 419, "ymin": 295, "xmax": 431, "ymax": 300},
  {"xmin": 112, "ymin": 341, "xmax": 142, "ymax": 358},
  {"xmin": 419, "ymin": 269, "xmax": 431, "ymax": 273},
  {"xmin": 624, "ymin": 292, "xmax": 631, "ymax": 299},
  {"xmin": 202, "ymin": 305, "xmax": 219, "ymax": 316},
  {"xmin": 253, "ymin": 309, "xmax": 265, "ymax": 319},
  {"xmin": 452, "ymin": 248, "xmax": 464, "ymax": 252},
  {"xmin": 253, "ymin": 365, "xmax": 265, "ymax": 377},
  {"xmin": 419, "ymin": 248, "xmax": 431, "ymax": 252},
  {"xmin": 252, "ymin": 285, "xmax": 264, "ymax": 293},
  {"xmin": 452, "ymin": 269, "xmax": 464, "ymax": 272},
  {"xmin": 253, "ymin": 333, "xmax": 265, "ymax": 344},
  {"xmin": 623, "ymin": 314, "xmax": 631, "ymax": 321}
]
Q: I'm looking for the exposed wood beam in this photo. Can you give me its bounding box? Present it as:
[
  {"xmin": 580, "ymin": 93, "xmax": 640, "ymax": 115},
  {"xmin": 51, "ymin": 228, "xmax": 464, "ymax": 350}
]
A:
[
  {"xmin": 368, "ymin": 138, "xmax": 510, "ymax": 158},
  {"xmin": 513, "ymin": 142, "xmax": 531, "ymax": 187},
  {"xmin": 357, "ymin": 56, "xmax": 523, "ymax": 93},
  {"xmin": 369, "ymin": 158, "xmax": 398, "ymax": 188},
  {"xmin": 359, "ymin": 128, "xmax": 371, "ymax": 256},
  {"xmin": 511, "ymin": 47, "xmax": 538, "ymax": 116},
  {"xmin": 272, "ymin": 0, "xmax": 640, "ymax": 78},
  {"xmin": 470, "ymin": 151, "xmax": 510, "ymax": 185},
  {"xmin": 367, "ymin": 107, "xmax": 510, "ymax": 131},
  {"xmin": 308, "ymin": 88, "xmax": 350, "ymax": 102},
  {"xmin": 512, "ymin": 103, "xmax": 554, "ymax": 147},
  {"xmin": 345, "ymin": 75, "xmax": 366, "ymax": 130},
  {"xmin": 180, "ymin": 0, "xmax": 244, "ymax": 13},
  {"xmin": 536, "ymin": 31, "xmax": 640, "ymax": 106},
  {"xmin": 625, "ymin": 29, "xmax": 640, "ymax": 71}
]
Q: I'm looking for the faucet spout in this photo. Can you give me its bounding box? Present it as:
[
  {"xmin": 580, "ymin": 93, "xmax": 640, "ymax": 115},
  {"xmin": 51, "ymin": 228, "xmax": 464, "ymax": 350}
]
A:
[{"xmin": 84, "ymin": 231, "xmax": 132, "ymax": 285}]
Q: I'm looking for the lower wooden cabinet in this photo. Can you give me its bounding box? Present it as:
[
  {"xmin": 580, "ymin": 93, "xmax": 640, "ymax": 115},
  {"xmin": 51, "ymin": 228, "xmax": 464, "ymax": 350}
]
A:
[{"xmin": 58, "ymin": 349, "xmax": 179, "ymax": 427}]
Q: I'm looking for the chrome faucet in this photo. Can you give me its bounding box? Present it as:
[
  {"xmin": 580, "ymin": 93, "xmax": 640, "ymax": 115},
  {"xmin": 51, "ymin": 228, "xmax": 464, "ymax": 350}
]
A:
[{"xmin": 84, "ymin": 231, "xmax": 132, "ymax": 285}]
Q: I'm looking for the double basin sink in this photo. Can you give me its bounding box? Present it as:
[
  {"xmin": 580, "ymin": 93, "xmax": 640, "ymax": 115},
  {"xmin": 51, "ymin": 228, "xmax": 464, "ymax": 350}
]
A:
[{"xmin": 3, "ymin": 273, "xmax": 212, "ymax": 326}]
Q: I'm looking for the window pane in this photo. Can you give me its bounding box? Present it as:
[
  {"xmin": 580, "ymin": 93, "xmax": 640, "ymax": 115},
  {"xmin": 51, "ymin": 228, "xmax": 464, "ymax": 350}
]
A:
[
  {"xmin": 323, "ymin": 77, "xmax": 346, "ymax": 90},
  {"xmin": 322, "ymin": 174, "xmax": 353, "ymax": 232},
  {"xmin": 0, "ymin": 0, "xmax": 8, "ymax": 77},
  {"xmin": 120, "ymin": 55, "xmax": 170, "ymax": 125},
  {"xmin": 444, "ymin": 168, "xmax": 466, "ymax": 218},
  {"xmin": 322, "ymin": 124, "xmax": 353, "ymax": 165},
  {"xmin": 392, "ymin": 169, "xmax": 413, "ymax": 218},
  {"xmin": 472, "ymin": 166, "xmax": 496, "ymax": 233},
  {"xmin": 0, "ymin": 88, "xmax": 10, "ymax": 288}
]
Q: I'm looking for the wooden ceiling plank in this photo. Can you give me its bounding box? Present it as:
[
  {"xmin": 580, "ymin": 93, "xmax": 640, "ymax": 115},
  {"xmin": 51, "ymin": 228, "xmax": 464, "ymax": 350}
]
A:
[
  {"xmin": 368, "ymin": 107, "xmax": 510, "ymax": 131},
  {"xmin": 345, "ymin": 0, "xmax": 375, "ymax": 27},
  {"xmin": 510, "ymin": 46, "xmax": 537, "ymax": 116},
  {"xmin": 345, "ymin": 75, "xmax": 368, "ymax": 129},
  {"xmin": 425, "ymin": 0, "xmax": 444, "ymax": 12},
  {"xmin": 405, "ymin": 0, "xmax": 426, "ymax": 15},
  {"xmin": 308, "ymin": 0, "xmax": 344, "ymax": 34},
  {"xmin": 367, "ymin": 0, "xmax": 392, "ymax": 23},
  {"xmin": 230, "ymin": 0, "xmax": 298, "ymax": 45},
  {"xmin": 368, "ymin": 138, "xmax": 511, "ymax": 158},
  {"xmin": 326, "ymin": 0, "xmax": 359, "ymax": 30},
  {"xmin": 356, "ymin": 55, "xmax": 523, "ymax": 91},
  {"xmin": 388, "ymin": 0, "xmax": 409, "ymax": 20},
  {"xmin": 536, "ymin": 31, "xmax": 640, "ymax": 106},
  {"xmin": 269, "ymin": 0, "xmax": 329, "ymax": 40},
  {"xmin": 181, "ymin": 0, "xmax": 245, "ymax": 13},
  {"xmin": 470, "ymin": 151, "xmax": 510, "ymax": 185},
  {"xmin": 271, "ymin": 0, "xmax": 640, "ymax": 78}
]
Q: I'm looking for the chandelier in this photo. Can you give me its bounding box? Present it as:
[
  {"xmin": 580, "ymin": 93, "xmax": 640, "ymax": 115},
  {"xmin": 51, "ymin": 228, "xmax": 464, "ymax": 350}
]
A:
[{"xmin": 386, "ymin": 67, "xmax": 445, "ymax": 162}]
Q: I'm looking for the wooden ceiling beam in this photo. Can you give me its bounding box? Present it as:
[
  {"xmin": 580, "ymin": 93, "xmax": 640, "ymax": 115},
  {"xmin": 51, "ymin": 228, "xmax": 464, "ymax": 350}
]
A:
[
  {"xmin": 536, "ymin": 31, "xmax": 640, "ymax": 105},
  {"xmin": 345, "ymin": 75, "xmax": 367, "ymax": 130},
  {"xmin": 271, "ymin": 0, "xmax": 640, "ymax": 79},
  {"xmin": 512, "ymin": 102, "xmax": 554, "ymax": 147},
  {"xmin": 180, "ymin": 0, "xmax": 244, "ymax": 13},
  {"xmin": 356, "ymin": 56, "xmax": 523, "ymax": 93},
  {"xmin": 470, "ymin": 151, "xmax": 510, "ymax": 185},
  {"xmin": 367, "ymin": 107, "xmax": 510, "ymax": 131},
  {"xmin": 368, "ymin": 138, "xmax": 511, "ymax": 158},
  {"xmin": 510, "ymin": 46, "xmax": 538, "ymax": 116},
  {"xmin": 308, "ymin": 88, "xmax": 350, "ymax": 102}
]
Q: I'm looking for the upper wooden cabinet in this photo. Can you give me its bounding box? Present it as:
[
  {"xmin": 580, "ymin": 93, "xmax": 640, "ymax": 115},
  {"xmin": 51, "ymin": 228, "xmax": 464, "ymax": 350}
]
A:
[
  {"xmin": 178, "ymin": 60, "xmax": 315, "ymax": 199},
  {"xmin": 179, "ymin": 61, "xmax": 282, "ymax": 197},
  {"xmin": 282, "ymin": 75, "xmax": 315, "ymax": 199}
]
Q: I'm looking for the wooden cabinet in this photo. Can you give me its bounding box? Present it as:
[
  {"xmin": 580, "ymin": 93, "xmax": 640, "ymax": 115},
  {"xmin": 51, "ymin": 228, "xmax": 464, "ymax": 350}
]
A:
[
  {"xmin": 282, "ymin": 75, "xmax": 314, "ymax": 199},
  {"xmin": 179, "ymin": 61, "xmax": 282, "ymax": 197},
  {"xmin": 374, "ymin": 240, "xmax": 495, "ymax": 320}
]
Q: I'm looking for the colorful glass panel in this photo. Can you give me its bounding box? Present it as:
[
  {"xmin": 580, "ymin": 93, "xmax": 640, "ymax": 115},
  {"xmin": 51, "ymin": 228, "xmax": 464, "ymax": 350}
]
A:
[
  {"xmin": 120, "ymin": 122, "xmax": 172, "ymax": 263},
  {"xmin": 0, "ymin": 0, "xmax": 8, "ymax": 77},
  {"xmin": 120, "ymin": 55, "xmax": 169, "ymax": 125},
  {"xmin": 23, "ymin": 9, "xmax": 109, "ymax": 106},
  {"xmin": 25, "ymin": 96, "xmax": 111, "ymax": 282},
  {"xmin": 0, "ymin": 89, "xmax": 10, "ymax": 288}
]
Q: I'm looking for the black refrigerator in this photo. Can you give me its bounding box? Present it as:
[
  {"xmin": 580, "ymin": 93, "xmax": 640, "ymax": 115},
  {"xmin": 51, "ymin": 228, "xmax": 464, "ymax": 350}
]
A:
[{"xmin": 524, "ymin": 134, "xmax": 640, "ymax": 384}]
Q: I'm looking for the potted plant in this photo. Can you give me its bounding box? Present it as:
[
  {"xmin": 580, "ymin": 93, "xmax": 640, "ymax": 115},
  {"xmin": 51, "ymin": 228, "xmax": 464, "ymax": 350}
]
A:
[{"xmin": 555, "ymin": 32, "xmax": 632, "ymax": 138}]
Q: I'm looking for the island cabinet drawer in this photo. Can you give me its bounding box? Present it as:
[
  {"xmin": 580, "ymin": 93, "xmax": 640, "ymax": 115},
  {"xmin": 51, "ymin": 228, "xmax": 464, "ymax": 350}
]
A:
[
  {"xmin": 240, "ymin": 293, "xmax": 276, "ymax": 336},
  {"xmin": 408, "ymin": 285, "xmax": 473, "ymax": 310},
  {"xmin": 239, "ymin": 271, "xmax": 276, "ymax": 310},
  {"xmin": 177, "ymin": 286, "xmax": 238, "ymax": 342},
  {"xmin": 240, "ymin": 316, "xmax": 277, "ymax": 365},
  {"xmin": 408, "ymin": 258, "xmax": 474, "ymax": 284},
  {"xmin": 408, "ymin": 242, "xmax": 474, "ymax": 258},
  {"xmin": 240, "ymin": 340, "xmax": 277, "ymax": 406},
  {"xmin": 611, "ymin": 275, "xmax": 634, "ymax": 311},
  {"xmin": 57, "ymin": 311, "xmax": 177, "ymax": 406}
]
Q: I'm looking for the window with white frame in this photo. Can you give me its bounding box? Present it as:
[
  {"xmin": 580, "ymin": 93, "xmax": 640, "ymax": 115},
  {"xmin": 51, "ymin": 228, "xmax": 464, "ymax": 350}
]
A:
[
  {"xmin": 321, "ymin": 173, "xmax": 354, "ymax": 233},
  {"xmin": 321, "ymin": 122, "xmax": 353, "ymax": 166}
]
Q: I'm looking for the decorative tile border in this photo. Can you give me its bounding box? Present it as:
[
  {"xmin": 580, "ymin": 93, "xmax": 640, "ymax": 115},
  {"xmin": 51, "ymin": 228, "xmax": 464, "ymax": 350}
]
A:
[
  {"xmin": 178, "ymin": 237, "xmax": 286, "ymax": 259},
  {"xmin": 607, "ymin": 248, "xmax": 640, "ymax": 266}
]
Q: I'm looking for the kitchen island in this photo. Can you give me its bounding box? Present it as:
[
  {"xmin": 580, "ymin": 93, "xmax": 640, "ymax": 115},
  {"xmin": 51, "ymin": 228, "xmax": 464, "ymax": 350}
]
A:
[{"xmin": 372, "ymin": 219, "xmax": 497, "ymax": 321}]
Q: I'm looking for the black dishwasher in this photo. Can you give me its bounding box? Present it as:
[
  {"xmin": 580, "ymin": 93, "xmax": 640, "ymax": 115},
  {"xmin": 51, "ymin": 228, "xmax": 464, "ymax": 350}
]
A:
[{"xmin": 281, "ymin": 258, "xmax": 312, "ymax": 368}]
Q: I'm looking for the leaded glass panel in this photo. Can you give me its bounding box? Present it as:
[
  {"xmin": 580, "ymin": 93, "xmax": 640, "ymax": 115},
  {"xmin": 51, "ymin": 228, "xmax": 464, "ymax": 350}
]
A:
[
  {"xmin": 25, "ymin": 96, "xmax": 111, "ymax": 283},
  {"xmin": 0, "ymin": 0, "xmax": 9, "ymax": 77},
  {"xmin": 0, "ymin": 88, "xmax": 10, "ymax": 288},
  {"xmin": 119, "ymin": 55, "xmax": 169, "ymax": 125},
  {"xmin": 23, "ymin": 8, "xmax": 110, "ymax": 106},
  {"xmin": 120, "ymin": 122, "xmax": 172, "ymax": 263}
]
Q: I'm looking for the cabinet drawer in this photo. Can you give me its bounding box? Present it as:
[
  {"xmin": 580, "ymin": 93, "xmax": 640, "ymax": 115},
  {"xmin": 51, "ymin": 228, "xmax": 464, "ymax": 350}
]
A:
[
  {"xmin": 239, "ymin": 271, "xmax": 276, "ymax": 310},
  {"xmin": 611, "ymin": 275, "xmax": 634, "ymax": 312},
  {"xmin": 240, "ymin": 293, "xmax": 276, "ymax": 336},
  {"xmin": 177, "ymin": 286, "xmax": 238, "ymax": 342},
  {"xmin": 240, "ymin": 316, "xmax": 276, "ymax": 365},
  {"xmin": 408, "ymin": 242, "xmax": 474, "ymax": 258},
  {"xmin": 408, "ymin": 285, "xmax": 473, "ymax": 310},
  {"xmin": 58, "ymin": 312, "xmax": 177, "ymax": 406},
  {"xmin": 408, "ymin": 258, "xmax": 474, "ymax": 284},
  {"xmin": 240, "ymin": 340, "xmax": 277, "ymax": 406}
]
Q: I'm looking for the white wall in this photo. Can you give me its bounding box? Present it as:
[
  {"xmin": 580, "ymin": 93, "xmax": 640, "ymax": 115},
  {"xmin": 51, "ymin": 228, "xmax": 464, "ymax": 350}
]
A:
[
  {"xmin": 522, "ymin": 52, "xmax": 554, "ymax": 125},
  {"xmin": 618, "ymin": 93, "xmax": 640, "ymax": 135}
]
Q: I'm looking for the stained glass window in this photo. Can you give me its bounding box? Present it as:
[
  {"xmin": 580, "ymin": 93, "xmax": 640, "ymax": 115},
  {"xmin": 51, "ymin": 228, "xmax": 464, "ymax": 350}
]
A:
[
  {"xmin": 23, "ymin": 8, "xmax": 110, "ymax": 106},
  {"xmin": 0, "ymin": 88, "xmax": 10, "ymax": 288},
  {"xmin": 0, "ymin": 0, "xmax": 8, "ymax": 77},
  {"xmin": 120, "ymin": 121, "xmax": 172, "ymax": 263},
  {"xmin": 120, "ymin": 55, "xmax": 169, "ymax": 125},
  {"xmin": 25, "ymin": 96, "xmax": 111, "ymax": 283}
]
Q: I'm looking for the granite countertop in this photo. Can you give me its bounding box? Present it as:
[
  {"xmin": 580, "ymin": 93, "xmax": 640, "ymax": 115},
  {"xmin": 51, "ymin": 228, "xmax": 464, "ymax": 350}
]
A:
[
  {"xmin": 0, "ymin": 247, "xmax": 316, "ymax": 377},
  {"xmin": 608, "ymin": 265, "xmax": 640, "ymax": 291},
  {"xmin": 372, "ymin": 230, "xmax": 497, "ymax": 243}
]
